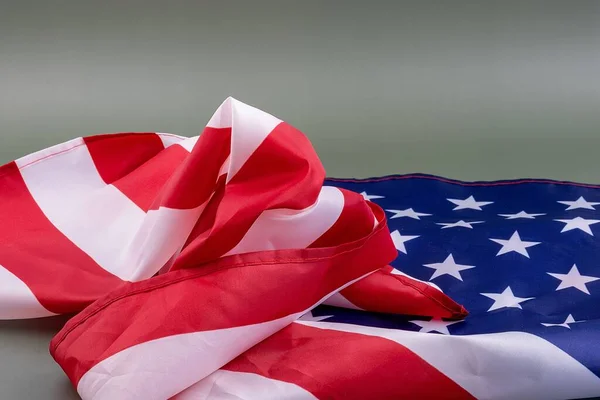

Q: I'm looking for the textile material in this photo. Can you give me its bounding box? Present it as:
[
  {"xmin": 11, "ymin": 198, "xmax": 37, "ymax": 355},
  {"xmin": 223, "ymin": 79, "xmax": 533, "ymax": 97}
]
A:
[
  {"xmin": 1, "ymin": 98, "xmax": 468, "ymax": 399},
  {"xmin": 175, "ymin": 174, "xmax": 600, "ymax": 400},
  {"xmin": 174, "ymin": 175, "xmax": 600, "ymax": 400}
]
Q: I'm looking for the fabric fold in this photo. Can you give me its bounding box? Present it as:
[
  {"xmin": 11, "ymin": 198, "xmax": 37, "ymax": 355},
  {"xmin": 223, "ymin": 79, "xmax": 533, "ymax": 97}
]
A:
[
  {"xmin": 0, "ymin": 97, "xmax": 468, "ymax": 399},
  {"xmin": 50, "ymin": 201, "xmax": 396, "ymax": 400}
]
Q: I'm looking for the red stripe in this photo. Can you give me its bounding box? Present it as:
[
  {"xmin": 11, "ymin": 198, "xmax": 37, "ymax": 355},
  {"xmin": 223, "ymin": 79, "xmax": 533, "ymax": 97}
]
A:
[
  {"xmin": 173, "ymin": 122, "xmax": 324, "ymax": 268},
  {"xmin": 158, "ymin": 127, "xmax": 231, "ymax": 210},
  {"xmin": 85, "ymin": 133, "xmax": 189, "ymax": 211},
  {"xmin": 309, "ymin": 188, "xmax": 374, "ymax": 248},
  {"xmin": 340, "ymin": 267, "xmax": 468, "ymax": 319},
  {"xmin": 223, "ymin": 322, "xmax": 475, "ymax": 399},
  {"xmin": 50, "ymin": 206, "xmax": 395, "ymax": 386},
  {"xmin": 0, "ymin": 162, "xmax": 123, "ymax": 314},
  {"xmin": 310, "ymin": 190, "xmax": 465, "ymax": 319},
  {"xmin": 179, "ymin": 173, "xmax": 227, "ymax": 251},
  {"xmin": 121, "ymin": 145, "xmax": 190, "ymax": 211},
  {"xmin": 84, "ymin": 133, "xmax": 165, "ymax": 184}
]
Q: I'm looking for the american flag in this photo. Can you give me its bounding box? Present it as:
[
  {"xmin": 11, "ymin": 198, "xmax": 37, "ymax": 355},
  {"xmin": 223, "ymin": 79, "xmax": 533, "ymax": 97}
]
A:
[
  {"xmin": 312, "ymin": 175, "xmax": 600, "ymax": 400},
  {"xmin": 2, "ymin": 98, "xmax": 599, "ymax": 399},
  {"xmin": 178, "ymin": 175, "xmax": 600, "ymax": 400}
]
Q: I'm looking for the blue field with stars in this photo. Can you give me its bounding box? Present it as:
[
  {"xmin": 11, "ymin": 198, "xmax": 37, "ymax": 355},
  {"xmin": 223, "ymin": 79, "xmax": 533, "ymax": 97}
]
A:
[{"xmin": 318, "ymin": 174, "xmax": 600, "ymax": 378}]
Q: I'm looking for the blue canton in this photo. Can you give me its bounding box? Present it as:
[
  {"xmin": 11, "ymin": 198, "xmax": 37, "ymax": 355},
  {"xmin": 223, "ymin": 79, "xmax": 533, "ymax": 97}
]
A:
[{"xmin": 315, "ymin": 174, "xmax": 600, "ymax": 377}]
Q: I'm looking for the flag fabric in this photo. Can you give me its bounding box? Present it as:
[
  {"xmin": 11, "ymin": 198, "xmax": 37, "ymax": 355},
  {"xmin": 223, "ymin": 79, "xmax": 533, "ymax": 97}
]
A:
[
  {"xmin": 1, "ymin": 98, "xmax": 599, "ymax": 399},
  {"xmin": 1, "ymin": 98, "xmax": 467, "ymax": 399},
  {"xmin": 174, "ymin": 175, "xmax": 600, "ymax": 400},
  {"xmin": 305, "ymin": 175, "xmax": 600, "ymax": 400}
]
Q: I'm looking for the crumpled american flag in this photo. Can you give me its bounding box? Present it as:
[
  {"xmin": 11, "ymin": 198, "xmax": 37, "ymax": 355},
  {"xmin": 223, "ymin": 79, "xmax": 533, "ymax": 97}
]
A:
[{"xmin": 1, "ymin": 98, "xmax": 599, "ymax": 400}]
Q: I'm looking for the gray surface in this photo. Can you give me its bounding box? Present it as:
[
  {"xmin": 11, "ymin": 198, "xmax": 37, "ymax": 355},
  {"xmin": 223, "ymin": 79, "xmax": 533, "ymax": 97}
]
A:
[
  {"xmin": 0, "ymin": 316, "xmax": 78, "ymax": 399},
  {"xmin": 1, "ymin": 1, "xmax": 600, "ymax": 399}
]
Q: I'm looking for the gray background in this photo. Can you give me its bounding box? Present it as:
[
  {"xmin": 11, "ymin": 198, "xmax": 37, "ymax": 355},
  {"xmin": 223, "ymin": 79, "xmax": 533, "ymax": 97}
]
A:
[{"xmin": 1, "ymin": 1, "xmax": 600, "ymax": 398}]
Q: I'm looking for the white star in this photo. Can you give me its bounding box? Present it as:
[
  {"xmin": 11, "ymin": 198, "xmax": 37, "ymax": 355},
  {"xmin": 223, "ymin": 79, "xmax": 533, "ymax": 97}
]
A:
[
  {"xmin": 541, "ymin": 314, "xmax": 582, "ymax": 329},
  {"xmin": 386, "ymin": 208, "xmax": 431, "ymax": 220},
  {"xmin": 489, "ymin": 231, "xmax": 541, "ymax": 258},
  {"xmin": 547, "ymin": 264, "xmax": 600, "ymax": 295},
  {"xmin": 554, "ymin": 217, "xmax": 600, "ymax": 236},
  {"xmin": 498, "ymin": 211, "xmax": 546, "ymax": 220},
  {"xmin": 390, "ymin": 230, "xmax": 419, "ymax": 254},
  {"xmin": 436, "ymin": 220, "xmax": 484, "ymax": 229},
  {"xmin": 409, "ymin": 318, "xmax": 462, "ymax": 335},
  {"xmin": 423, "ymin": 254, "xmax": 475, "ymax": 281},
  {"xmin": 447, "ymin": 196, "xmax": 493, "ymax": 211},
  {"xmin": 558, "ymin": 196, "xmax": 600, "ymax": 211},
  {"xmin": 361, "ymin": 191, "xmax": 384, "ymax": 201},
  {"xmin": 481, "ymin": 286, "xmax": 534, "ymax": 312},
  {"xmin": 298, "ymin": 311, "xmax": 332, "ymax": 322}
]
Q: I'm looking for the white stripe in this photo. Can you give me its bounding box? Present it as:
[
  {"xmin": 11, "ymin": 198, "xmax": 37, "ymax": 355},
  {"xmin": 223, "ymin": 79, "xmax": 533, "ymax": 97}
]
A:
[
  {"xmin": 178, "ymin": 136, "xmax": 199, "ymax": 153},
  {"xmin": 157, "ymin": 133, "xmax": 198, "ymax": 153},
  {"xmin": 78, "ymin": 314, "xmax": 302, "ymax": 400},
  {"xmin": 226, "ymin": 186, "xmax": 344, "ymax": 256},
  {"xmin": 0, "ymin": 264, "xmax": 55, "ymax": 319},
  {"xmin": 15, "ymin": 136, "xmax": 84, "ymax": 168},
  {"xmin": 322, "ymin": 292, "xmax": 362, "ymax": 310},
  {"xmin": 205, "ymin": 97, "xmax": 234, "ymax": 129},
  {"xmin": 157, "ymin": 132, "xmax": 187, "ymax": 149},
  {"xmin": 17, "ymin": 139, "xmax": 146, "ymax": 281},
  {"xmin": 173, "ymin": 370, "xmax": 317, "ymax": 400},
  {"xmin": 119, "ymin": 205, "xmax": 205, "ymax": 281},
  {"xmin": 77, "ymin": 274, "xmax": 372, "ymax": 400},
  {"xmin": 299, "ymin": 321, "xmax": 600, "ymax": 400},
  {"xmin": 207, "ymin": 97, "xmax": 282, "ymax": 182}
]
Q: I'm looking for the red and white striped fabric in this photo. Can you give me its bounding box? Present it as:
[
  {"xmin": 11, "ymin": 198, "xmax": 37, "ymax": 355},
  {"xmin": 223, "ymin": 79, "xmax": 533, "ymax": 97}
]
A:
[
  {"xmin": 177, "ymin": 320, "xmax": 600, "ymax": 400},
  {"xmin": 1, "ymin": 97, "xmax": 467, "ymax": 399}
]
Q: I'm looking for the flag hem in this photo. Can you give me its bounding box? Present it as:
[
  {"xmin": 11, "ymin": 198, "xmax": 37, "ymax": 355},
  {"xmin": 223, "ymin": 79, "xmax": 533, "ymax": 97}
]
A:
[{"xmin": 327, "ymin": 173, "xmax": 600, "ymax": 188}]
